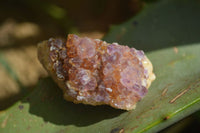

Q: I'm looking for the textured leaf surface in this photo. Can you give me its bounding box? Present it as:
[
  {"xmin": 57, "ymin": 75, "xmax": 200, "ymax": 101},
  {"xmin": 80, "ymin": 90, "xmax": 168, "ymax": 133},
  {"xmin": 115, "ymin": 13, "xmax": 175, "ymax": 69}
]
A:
[
  {"xmin": 0, "ymin": 44, "xmax": 200, "ymax": 133},
  {"xmin": 1, "ymin": 0, "xmax": 200, "ymax": 133}
]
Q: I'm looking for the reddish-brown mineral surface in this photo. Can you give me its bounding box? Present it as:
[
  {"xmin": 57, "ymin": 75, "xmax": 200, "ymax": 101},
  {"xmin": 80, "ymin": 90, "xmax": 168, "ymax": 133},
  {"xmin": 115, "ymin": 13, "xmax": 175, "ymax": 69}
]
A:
[{"xmin": 38, "ymin": 34, "xmax": 155, "ymax": 110}]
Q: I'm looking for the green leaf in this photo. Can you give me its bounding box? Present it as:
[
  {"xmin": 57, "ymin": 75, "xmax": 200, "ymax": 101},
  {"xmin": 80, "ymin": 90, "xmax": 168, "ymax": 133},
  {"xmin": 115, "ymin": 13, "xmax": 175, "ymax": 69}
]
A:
[
  {"xmin": 103, "ymin": 0, "xmax": 200, "ymax": 52},
  {"xmin": 1, "ymin": 0, "xmax": 200, "ymax": 133},
  {"xmin": 0, "ymin": 44, "xmax": 200, "ymax": 133}
]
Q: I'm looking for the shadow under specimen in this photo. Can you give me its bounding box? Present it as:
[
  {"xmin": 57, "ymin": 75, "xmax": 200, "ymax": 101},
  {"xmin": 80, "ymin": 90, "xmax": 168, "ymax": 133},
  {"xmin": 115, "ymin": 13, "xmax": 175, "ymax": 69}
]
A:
[{"xmin": 22, "ymin": 77, "xmax": 125, "ymax": 126}]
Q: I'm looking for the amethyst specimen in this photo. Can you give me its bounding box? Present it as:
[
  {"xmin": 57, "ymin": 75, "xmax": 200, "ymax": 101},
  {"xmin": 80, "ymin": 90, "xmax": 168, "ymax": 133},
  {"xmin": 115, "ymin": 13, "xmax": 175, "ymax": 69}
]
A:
[{"xmin": 38, "ymin": 34, "xmax": 155, "ymax": 110}]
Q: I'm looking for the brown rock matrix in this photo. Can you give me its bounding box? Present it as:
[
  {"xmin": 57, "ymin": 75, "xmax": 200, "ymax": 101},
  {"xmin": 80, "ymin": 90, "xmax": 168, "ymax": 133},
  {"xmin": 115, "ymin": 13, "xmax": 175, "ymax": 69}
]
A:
[{"xmin": 38, "ymin": 34, "xmax": 155, "ymax": 110}]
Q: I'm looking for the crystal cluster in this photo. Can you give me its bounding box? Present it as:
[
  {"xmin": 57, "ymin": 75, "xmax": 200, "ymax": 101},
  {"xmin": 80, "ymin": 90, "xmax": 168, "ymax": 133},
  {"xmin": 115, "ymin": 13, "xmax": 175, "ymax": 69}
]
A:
[{"xmin": 37, "ymin": 34, "xmax": 155, "ymax": 110}]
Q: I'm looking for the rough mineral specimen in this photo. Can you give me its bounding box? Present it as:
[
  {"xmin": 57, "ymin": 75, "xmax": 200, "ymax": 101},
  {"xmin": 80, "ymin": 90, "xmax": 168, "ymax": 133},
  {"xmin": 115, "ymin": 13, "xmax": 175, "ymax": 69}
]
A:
[{"xmin": 38, "ymin": 34, "xmax": 155, "ymax": 110}]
